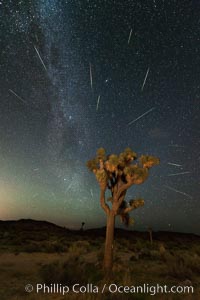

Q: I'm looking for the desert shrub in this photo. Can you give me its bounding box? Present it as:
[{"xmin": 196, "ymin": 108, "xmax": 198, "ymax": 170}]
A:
[
  {"xmin": 40, "ymin": 260, "xmax": 74, "ymax": 285},
  {"xmin": 159, "ymin": 243, "xmax": 167, "ymax": 258},
  {"xmin": 192, "ymin": 244, "xmax": 200, "ymax": 257},
  {"xmin": 44, "ymin": 241, "xmax": 65, "ymax": 253},
  {"xmin": 147, "ymin": 241, "xmax": 158, "ymax": 250},
  {"xmin": 184, "ymin": 253, "xmax": 200, "ymax": 274},
  {"xmin": 39, "ymin": 261, "xmax": 61, "ymax": 284},
  {"xmin": 164, "ymin": 249, "xmax": 200, "ymax": 280},
  {"xmin": 29, "ymin": 232, "xmax": 48, "ymax": 241},
  {"xmin": 10, "ymin": 237, "xmax": 24, "ymax": 246},
  {"xmin": 114, "ymin": 255, "xmax": 122, "ymax": 263},
  {"xmin": 149, "ymin": 250, "xmax": 160, "ymax": 260},
  {"xmin": 39, "ymin": 258, "xmax": 102, "ymax": 286},
  {"xmin": 67, "ymin": 241, "xmax": 89, "ymax": 257},
  {"xmin": 112, "ymin": 262, "xmax": 127, "ymax": 275},
  {"xmin": 83, "ymin": 263, "xmax": 103, "ymax": 283},
  {"xmin": 23, "ymin": 243, "xmax": 39, "ymax": 253},
  {"xmin": 119, "ymin": 238, "xmax": 131, "ymax": 249},
  {"xmin": 90, "ymin": 240, "xmax": 101, "ymax": 248},
  {"xmin": 121, "ymin": 271, "xmax": 134, "ymax": 286},
  {"xmin": 115, "ymin": 241, "xmax": 127, "ymax": 251},
  {"xmin": 138, "ymin": 247, "xmax": 151, "ymax": 259},
  {"xmin": 134, "ymin": 240, "xmax": 144, "ymax": 251},
  {"xmin": 52, "ymin": 242, "xmax": 65, "ymax": 253},
  {"xmin": 97, "ymin": 246, "xmax": 104, "ymax": 263},
  {"xmin": 74, "ymin": 240, "xmax": 90, "ymax": 249},
  {"xmin": 139, "ymin": 239, "xmax": 158, "ymax": 250},
  {"xmin": 165, "ymin": 254, "xmax": 193, "ymax": 280},
  {"xmin": 130, "ymin": 253, "xmax": 139, "ymax": 261},
  {"xmin": 58, "ymin": 237, "xmax": 71, "ymax": 247}
]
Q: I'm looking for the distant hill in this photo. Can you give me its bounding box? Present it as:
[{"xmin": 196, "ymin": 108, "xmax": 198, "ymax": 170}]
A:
[
  {"xmin": 0, "ymin": 219, "xmax": 67, "ymax": 232},
  {"xmin": 0, "ymin": 219, "xmax": 199, "ymax": 243}
]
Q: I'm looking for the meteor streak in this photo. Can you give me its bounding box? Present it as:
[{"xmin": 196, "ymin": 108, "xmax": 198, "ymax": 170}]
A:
[
  {"xmin": 34, "ymin": 45, "xmax": 47, "ymax": 71},
  {"xmin": 65, "ymin": 182, "xmax": 73, "ymax": 194},
  {"xmin": 96, "ymin": 95, "xmax": 100, "ymax": 111},
  {"xmin": 167, "ymin": 162, "xmax": 182, "ymax": 167},
  {"xmin": 141, "ymin": 67, "xmax": 150, "ymax": 91},
  {"xmin": 9, "ymin": 89, "xmax": 26, "ymax": 104},
  {"xmin": 128, "ymin": 107, "xmax": 155, "ymax": 126},
  {"xmin": 90, "ymin": 189, "xmax": 94, "ymax": 198},
  {"xmin": 128, "ymin": 28, "xmax": 133, "ymax": 44},
  {"xmin": 164, "ymin": 185, "xmax": 192, "ymax": 199},
  {"xmin": 168, "ymin": 144, "xmax": 185, "ymax": 148},
  {"xmin": 89, "ymin": 63, "xmax": 93, "ymax": 89},
  {"xmin": 167, "ymin": 171, "xmax": 190, "ymax": 176}
]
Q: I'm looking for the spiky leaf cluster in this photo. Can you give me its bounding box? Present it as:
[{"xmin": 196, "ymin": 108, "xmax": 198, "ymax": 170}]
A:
[
  {"xmin": 129, "ymin": 198, "xmax": 145, "ymax": 208},
  {"xmin": 95, "ymin": 169, "xmax": 108, "ymax": 182},
  {"xmin": 86, "ymin": 158, "xmax": 98, "ymax": 172},
  {"xmin": 124, "ymin": 147, "xmax": 137, "ymax": 160},
  {"xmin": 118, "ymin": 148, "xmax": 137, "ymax": 168},
  {"xmin": 139, "ymin": 155, "xmax": 160, "ymax": 168},
  {"xmin": 105, "ymin": 154, "xmax": 119, "ymax": 172},
  {"xmin": 96, "ymin": 148, "xmax": 106, "ymax": 161},
  {"xmin": 108, "ymin": 154, "xmax": 119, "ymax": 166},
  {"xmin": 87, "ymin": 148, "xmax": 159, "ymax": 187},
  {"xmin": 124, "ymin": 165, "xmax": 138, "ymax": 176},
  {"xmin": 124, "ymin": 165, "xmax": 148, "ymax": 184}
]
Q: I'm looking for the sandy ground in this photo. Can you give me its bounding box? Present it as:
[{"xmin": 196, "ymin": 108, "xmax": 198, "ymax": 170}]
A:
[{"xmin": 0, "ymin": 252, "xmax": 199, "ymax": 300}]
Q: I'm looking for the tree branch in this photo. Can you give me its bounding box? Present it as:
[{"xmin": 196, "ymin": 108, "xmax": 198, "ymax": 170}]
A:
[
  {"xmin": 117, "ymin": 190, "xmax": 127, "ymax": 208},
  {"xmin": 116, "ymin": 182, "xmax": 133, "ymax": 200},
  {"xmin": 100, "ymin": 188, "xmax": 110, "ymax": 215},
  {"xmin": 122, "ymin": 199, "xmax": 145, "ymax": 214},
  {"xmin": 112, "ymin": 190, "xmax": 126, "ymax": 215}
]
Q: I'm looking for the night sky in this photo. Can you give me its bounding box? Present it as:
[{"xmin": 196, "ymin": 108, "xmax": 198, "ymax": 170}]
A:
[{"xmin": 0, "ymin": 0, "xmax": 199, "ymax": 233}]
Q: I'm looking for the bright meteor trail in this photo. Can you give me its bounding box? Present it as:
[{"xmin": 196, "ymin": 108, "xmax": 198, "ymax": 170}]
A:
[
  {"xmin": 141, "ymin": 67, "xmax": 150, "ymax": 91},
  {"xmin": 96, "ymin": 95, "xmax": 100, "ymax": 111},
  {"xmin": 164, "ymin": 185, "xmax": 192, "ymax": 199},
  {"xmin": 89, "ymin": 63, "xmax": 93, "ymax": 89},
  {"xmin": 128, "ymin": 107, "xmax": 155, "ymax": 126},
  {"xmin": 34, "ymin": 45, "xmax": 47, "ymax": 72},
  {"xmin": 9, "ymin": 89, "xmax": 26, "ymax": 104},
  {"xmin": 0, "ymin": 0, "xmax": 198, "ymax": 235},
  {"xmin": 167, "ymin": 162, "xmax": 182, "ymax": 167},
  {"xmin": 128, "ymin": 28, "xmax": 133, "ymax": 44},
  {"xmin": 167, "ymin": 171, "xmax": 190, "ymax": 176}
]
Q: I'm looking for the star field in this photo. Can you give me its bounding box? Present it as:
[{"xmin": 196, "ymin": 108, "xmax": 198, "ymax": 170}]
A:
[{"xmin": 0, "ymin": 0, "xmax": 199, "ymax": 233}]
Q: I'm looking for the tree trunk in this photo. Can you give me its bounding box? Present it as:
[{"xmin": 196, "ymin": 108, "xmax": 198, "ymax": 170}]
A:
[
  {"xmin": 103, "ymin": 211, "xmax": 115, "ymax": 274},
  {"xmin": 149, "ymin": 231, "xmax": 153, "ymax": 245}
]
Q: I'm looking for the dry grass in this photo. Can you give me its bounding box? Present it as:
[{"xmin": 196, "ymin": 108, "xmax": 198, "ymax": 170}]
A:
[{"xmin": 0, "ymin": 232, "xmax": 200, "ymax": 299}]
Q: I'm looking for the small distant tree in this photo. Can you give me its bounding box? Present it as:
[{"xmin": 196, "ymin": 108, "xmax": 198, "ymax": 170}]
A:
[
  {"xmin": 80, "ymin": 222, "xmax": 85, "ymax": 231},
  {"xmin": 87, "ymin": 147, "xmax": 159, "ymax": 274},
  {"xmin": 148, "ymin": 227, "xmax": 153, "ymax": 245}
]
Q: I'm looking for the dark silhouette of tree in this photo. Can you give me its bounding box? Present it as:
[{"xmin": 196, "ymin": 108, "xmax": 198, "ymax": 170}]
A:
[
  {"xmin": 148, "ymin": 226, "xmax": 153, "ymax": 245},
  {"xmin": 87, "ymin": 147, "xmax": 159, "ymax": 274},
  {"xmin": 80, "ymin": 222, "xmax": 85, "ymax": 231}
]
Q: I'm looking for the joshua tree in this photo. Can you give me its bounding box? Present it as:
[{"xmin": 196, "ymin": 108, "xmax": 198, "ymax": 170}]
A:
[
  {"xmin": 80, "ymin": 222, "xmax": 85, "ymax": 231},
  {"xmin": 148, "ymin": 227, "xmax": 153, "ymax": 245},
  {"xmin": 87, "ymin": 147, "xmax": 159, "ymax": 274}
]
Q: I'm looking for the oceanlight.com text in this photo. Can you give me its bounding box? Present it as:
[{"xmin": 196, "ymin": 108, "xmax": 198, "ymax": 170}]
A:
[{"xmin": 25, "ymin": 283, "xmax": 194, "ymax": 296}]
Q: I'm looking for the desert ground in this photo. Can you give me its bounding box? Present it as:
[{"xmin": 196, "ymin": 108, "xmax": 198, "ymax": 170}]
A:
[{"xmin": 0, "ymin": 219, "xmax": 200, "ymax": 300}]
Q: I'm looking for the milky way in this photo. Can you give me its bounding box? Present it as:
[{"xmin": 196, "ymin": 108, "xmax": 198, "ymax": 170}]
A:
[{"xmin": 0, "ymin": 0, "xmax": 199, "ymax": 233}]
